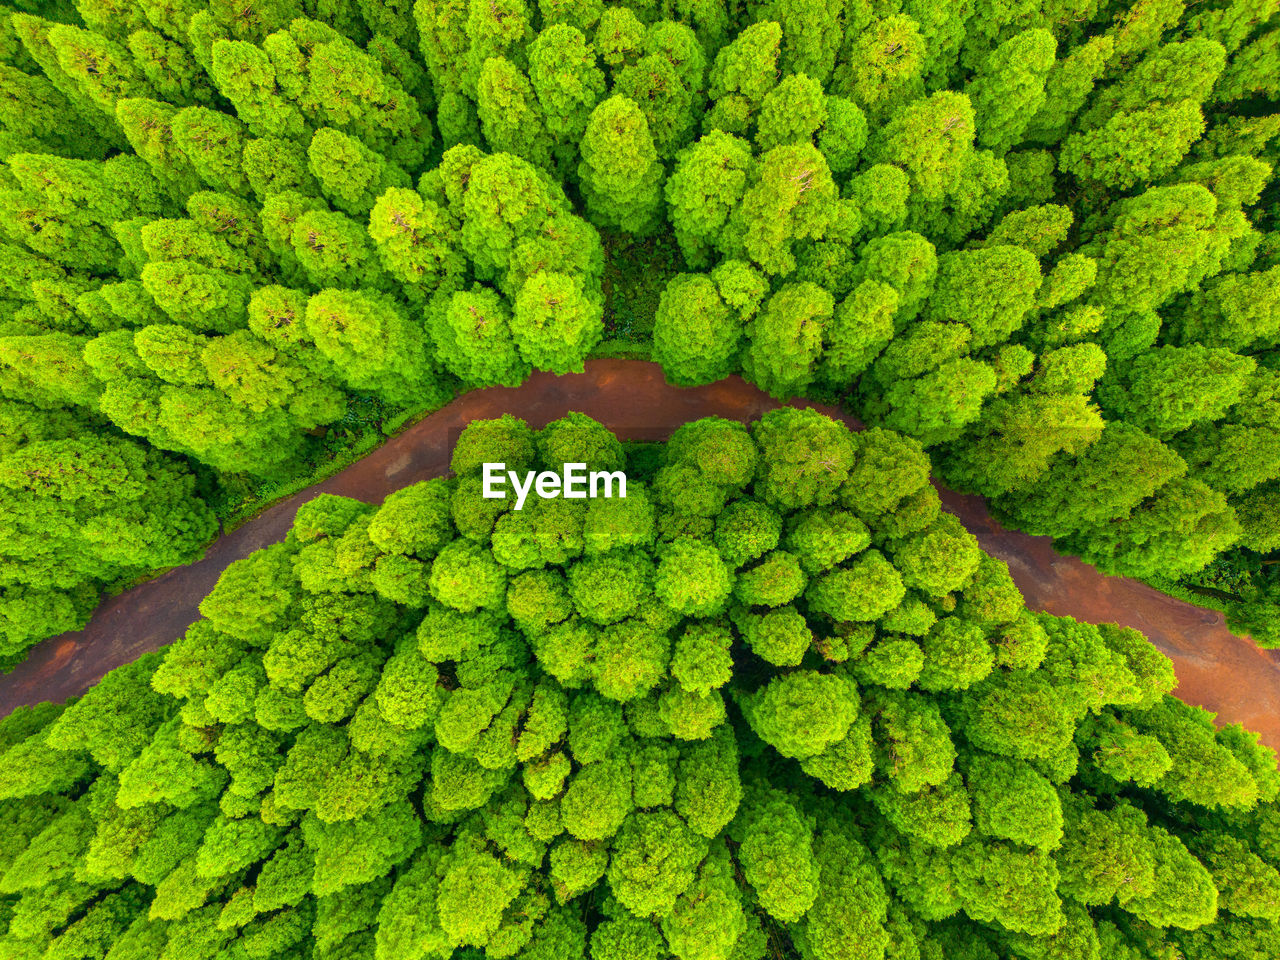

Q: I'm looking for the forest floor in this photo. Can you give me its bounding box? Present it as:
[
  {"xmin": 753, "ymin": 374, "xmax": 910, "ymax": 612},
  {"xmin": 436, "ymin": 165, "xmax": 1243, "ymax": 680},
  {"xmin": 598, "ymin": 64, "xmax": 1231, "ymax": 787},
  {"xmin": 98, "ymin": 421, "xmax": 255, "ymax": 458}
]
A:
[{"xmin": 5, "ymin": 359, "xmax": 1279, "ymax": 752}]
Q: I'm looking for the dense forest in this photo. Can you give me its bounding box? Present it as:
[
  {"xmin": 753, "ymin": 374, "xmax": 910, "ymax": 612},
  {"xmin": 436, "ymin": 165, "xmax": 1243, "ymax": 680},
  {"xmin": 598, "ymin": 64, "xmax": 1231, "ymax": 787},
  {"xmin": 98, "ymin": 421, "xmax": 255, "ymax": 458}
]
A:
[
  {"xmin": 0, "ymin": 0, "xmax": 1277, "ymax": 662},
  {"xmin": 4, "ymin": 1, "xmax": 1280, "ymax": 957},
  {"xmin": 4, "ymin": 412, "xmax": 1280, "ymax": 960}
]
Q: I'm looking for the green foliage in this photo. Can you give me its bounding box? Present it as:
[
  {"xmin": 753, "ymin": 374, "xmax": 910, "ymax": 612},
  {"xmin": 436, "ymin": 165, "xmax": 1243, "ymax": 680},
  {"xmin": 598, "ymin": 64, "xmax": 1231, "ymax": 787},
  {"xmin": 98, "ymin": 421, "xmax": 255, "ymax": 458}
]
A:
[
  {"xmin": 579, "ymin": 95, "xmax": 664, "ymax": 235},
  {"xmin": 1, "ymin": 414, "xmax": 1279, "ymax": 960},
  {"xmin": 1, "ymin": 0, "xmax": 1278, "ymax": 664},
  {"xmin": 0, "ymin": 25, "xmax": 1278, "ymax": 960},
  {"xmin": 511, "ymin": 270, "xmax": 603, "ymax": 374},
  {"xmin": 655, "ymin": 538, "xmax": 733, "ymax": 616},
  {"xmin": 0, "ymin": 431, "xmax": 216, "ymax": 659},
  {"xmin": 966, "ymin": 29, "xmax": 1057, "ymax": 154},
  {"xmin": 651, "ymin": 273, "xmax": 744, "ymax": 385}
]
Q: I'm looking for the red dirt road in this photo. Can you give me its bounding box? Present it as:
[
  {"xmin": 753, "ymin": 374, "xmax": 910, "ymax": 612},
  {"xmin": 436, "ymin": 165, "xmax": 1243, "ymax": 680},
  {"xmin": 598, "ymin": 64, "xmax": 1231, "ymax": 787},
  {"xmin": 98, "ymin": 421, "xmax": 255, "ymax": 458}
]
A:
[
  {"xmin": 4, "ymin": 360, "xmax": 1279, "ymax": 754},
  {"xmin": 939, "ymin": 489, "xmax": 1280, "ymax": 753}
]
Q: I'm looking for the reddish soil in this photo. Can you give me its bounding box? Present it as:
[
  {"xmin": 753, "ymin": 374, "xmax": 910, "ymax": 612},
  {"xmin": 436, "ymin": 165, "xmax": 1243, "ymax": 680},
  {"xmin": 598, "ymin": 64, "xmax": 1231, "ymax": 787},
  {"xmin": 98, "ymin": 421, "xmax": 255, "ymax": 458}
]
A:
[
  {"xmin": 939, "ymin": 489, "xmax": 1280, "ymax": 753},
  {"xmin": 4, "ymin": 359, "xmax": 1279, "ymax": 755}
]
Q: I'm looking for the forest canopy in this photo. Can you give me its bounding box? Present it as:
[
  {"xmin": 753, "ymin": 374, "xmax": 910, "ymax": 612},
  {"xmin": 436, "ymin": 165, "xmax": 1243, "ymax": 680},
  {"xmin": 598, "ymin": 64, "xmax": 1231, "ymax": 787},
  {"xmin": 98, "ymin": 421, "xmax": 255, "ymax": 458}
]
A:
[
  {"xmin": 1, "ymin": 1, "xmax": 1279, "ymax": 956},
  {"xmin": 0, "ymin": 0, "xmax": 1277, "ymax": 696},
  {"xmin": 2, "ymin": 412, "xmax": 1280, "ymax": 960}
]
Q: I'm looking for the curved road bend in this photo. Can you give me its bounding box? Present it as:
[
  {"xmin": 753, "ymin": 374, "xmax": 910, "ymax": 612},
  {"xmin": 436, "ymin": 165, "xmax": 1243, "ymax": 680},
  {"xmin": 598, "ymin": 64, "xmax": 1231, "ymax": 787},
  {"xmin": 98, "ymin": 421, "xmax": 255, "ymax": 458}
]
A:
[{"xmin": 3, "ymin": 360, "xmax": 1279, "ymax": 755}]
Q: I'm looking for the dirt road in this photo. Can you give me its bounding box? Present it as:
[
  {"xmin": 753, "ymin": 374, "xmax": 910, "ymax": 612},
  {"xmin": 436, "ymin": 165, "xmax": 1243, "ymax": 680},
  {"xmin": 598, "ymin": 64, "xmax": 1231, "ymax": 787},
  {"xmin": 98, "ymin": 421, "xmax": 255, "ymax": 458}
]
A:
[{"xmin": 5, "ymin": 360, "xmax": 1278, "ymax": 753}]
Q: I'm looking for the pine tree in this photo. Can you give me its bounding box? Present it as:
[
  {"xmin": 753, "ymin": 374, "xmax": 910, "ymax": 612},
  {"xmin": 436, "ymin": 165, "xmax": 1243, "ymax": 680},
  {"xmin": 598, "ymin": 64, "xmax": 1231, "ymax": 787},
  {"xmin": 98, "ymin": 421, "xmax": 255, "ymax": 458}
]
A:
[
  {"xmin": 527, "ymin": 23, "xmax": 606, "ymax": 165},
  {"xmin": 831, "ymin": 14, "xmax": 927, "ymax": 123},
  {"xmin": 966, "ymin": 29, "xmax": 1057, "ymax": 154},
  {"xmin": 305, "ymin": 289, "xmax": 445, "ymax": 405},
  {"xmin": 510, "ymin": 271, "xmax": 603, "ymax": 373},
  {"xmin": 307, "ymin": 127, "xmax": 410, "ymax": 216},
  {"xmin": 476, "ymin": 57, "xmax": 555, "ymax": 171},
  {"xmin": 578, "ymin": 95, "xmax": 664, "ymax": 236}
]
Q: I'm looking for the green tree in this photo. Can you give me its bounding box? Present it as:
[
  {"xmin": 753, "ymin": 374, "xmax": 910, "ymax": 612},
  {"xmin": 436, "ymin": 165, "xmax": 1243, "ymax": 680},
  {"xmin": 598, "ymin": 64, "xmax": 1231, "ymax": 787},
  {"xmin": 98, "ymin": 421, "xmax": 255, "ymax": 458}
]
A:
[
  {"xmin": 430, "ymin": 285, "xmax": 529, "ymax": 387},
  {"xmin": 1099, "ymin": 345, "xmax": 1255, "ymax": 438},
  {"xmin": 866, "ymin": 91, "xmax": 975, "ymax": 204},
  {"xmin": 477, "ymin": 57, "xmax": 554, "ymax": 170},
  {"xmin": 510, "ymin": 271, "xmax": 603, "ymax": 373},
  {"xmin": 735, "ymin": 790, "xmax": 820, "ymax": 922},
  {"xmin": 307, "ymin": 126, "xmax": 409, "ymax": 216},
  {"xmin": 305, "ymin": 289, "xmax": 446, "ymax": 406},
  {"xmin": 965, "ymin": 29, "xmax": 1056, "ymax": 154},
  {"xmin": 756, "ymin": 72, "xmax": 826, "ymax": 153},
  {"xmin": 831, "ymin": 14, "xmax": 926, "ymax": 122},
  {"xmin": 664, "ymin": 131, "xmax": 755, "ymax": 266},
  {"xmin": 653, "ymin": 273, "xmax": 744, "ymax": 385},
  {"xmin": 528, "ymin": 24, "xmax": 605, "ymax": 165},
  {"xmin": 579, "ymin": 95, "xmax": 664, "ymax": 235},
  {"xmin": 741, "ymin": 282, "xmax": 832, "ymax": 399},
  {"xmin": 703, "ymin": 20, "xmax": 779, "ymax": 135},
  {"xmin": 656, "ymin": 538, "xmax": 733, "ymax": 616},
  {"xmin": 724, "ymin": 142, "xmax": 837, "ymax": 275}
]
